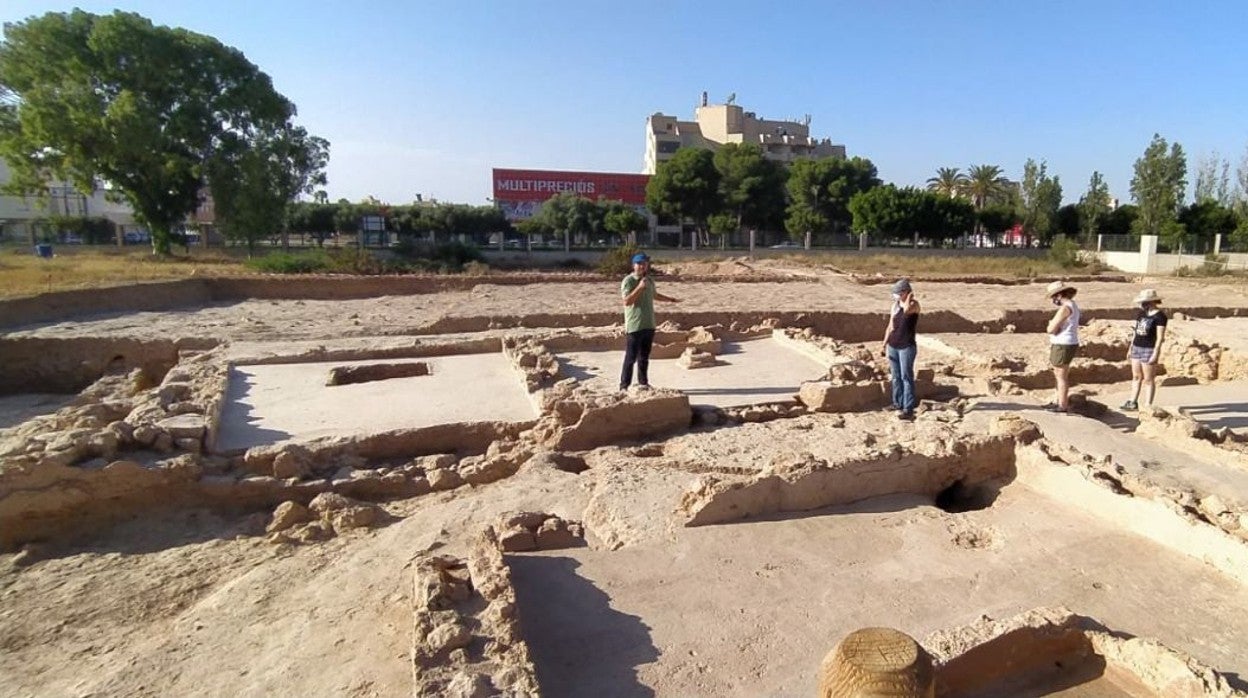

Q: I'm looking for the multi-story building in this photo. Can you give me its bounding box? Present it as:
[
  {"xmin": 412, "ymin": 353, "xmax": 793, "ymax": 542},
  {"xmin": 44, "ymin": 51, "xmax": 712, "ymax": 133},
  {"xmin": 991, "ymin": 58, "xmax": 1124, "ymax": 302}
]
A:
[
  {"xmin": 0, "ymin": 158, "xmax": 136, "ymax": 243},
  {"xmin": 644, "ymin": 93, "xmax": 846, "ymax": 174}
]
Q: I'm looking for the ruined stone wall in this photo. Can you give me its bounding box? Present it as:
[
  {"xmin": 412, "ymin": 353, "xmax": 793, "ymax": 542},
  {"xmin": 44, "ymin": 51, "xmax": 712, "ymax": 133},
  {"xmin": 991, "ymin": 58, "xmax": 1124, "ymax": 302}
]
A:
[
  {"xmin": 0, "ymin": 336, "xmax": 216, "ymax": 394},
  {"xmin": 0, "ymin": 279, "xmax": 212, "ymax": 329}
]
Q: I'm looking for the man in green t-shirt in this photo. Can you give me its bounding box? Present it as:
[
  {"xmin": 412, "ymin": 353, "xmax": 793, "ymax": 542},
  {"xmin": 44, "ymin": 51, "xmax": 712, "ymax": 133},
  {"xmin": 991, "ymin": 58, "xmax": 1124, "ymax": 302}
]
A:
[{"xmin": 620, "ymin": 252, "xmax": 680, "ymax": 390}]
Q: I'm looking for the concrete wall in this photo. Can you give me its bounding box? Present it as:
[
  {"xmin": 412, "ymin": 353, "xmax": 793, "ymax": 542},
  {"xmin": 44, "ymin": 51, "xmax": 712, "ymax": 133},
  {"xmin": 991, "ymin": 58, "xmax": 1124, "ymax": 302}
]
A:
[{"xmin": 1094, "ymin": 235, "xmax": 1248, "ymax": 274}]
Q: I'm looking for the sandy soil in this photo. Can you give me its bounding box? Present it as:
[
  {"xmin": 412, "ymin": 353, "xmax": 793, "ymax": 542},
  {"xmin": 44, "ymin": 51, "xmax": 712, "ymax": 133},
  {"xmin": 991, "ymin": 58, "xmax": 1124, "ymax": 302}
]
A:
[
  {"xmin": 2, "ymin": 266, "xmax": 1247, "ymax": 697},
  {"xmin": 7, "ymin": 274, "xmax": 1248, "ymax": 342}
]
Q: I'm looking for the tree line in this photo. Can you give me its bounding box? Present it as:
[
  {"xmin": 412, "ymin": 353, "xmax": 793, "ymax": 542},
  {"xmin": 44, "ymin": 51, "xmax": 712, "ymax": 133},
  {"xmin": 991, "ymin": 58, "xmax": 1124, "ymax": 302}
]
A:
[
  {"xmin": 644, "ymin": 138, "xmax": 1248, "ymax": 251},
  {"xmin": 5, "ymin": 11, "xmax": 1247, "ymax": 256},
  {"xmin": 284, "ymin": 200, "xmax": 509, "ymax": 248}
]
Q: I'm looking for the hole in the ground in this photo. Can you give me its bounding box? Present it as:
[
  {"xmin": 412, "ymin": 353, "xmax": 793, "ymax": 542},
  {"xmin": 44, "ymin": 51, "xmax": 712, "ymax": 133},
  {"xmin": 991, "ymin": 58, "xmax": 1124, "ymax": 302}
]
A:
[
  {"xmin": 548, "ymin": 453, "xmax": 589, "ymax": 474},
  {"xmin": 936, "ymin": 479, "xmax": 1000, "ymax": 513},
  {"xmin": 107, "ymin": 355, "xmax": 127, "ymax": 373}
]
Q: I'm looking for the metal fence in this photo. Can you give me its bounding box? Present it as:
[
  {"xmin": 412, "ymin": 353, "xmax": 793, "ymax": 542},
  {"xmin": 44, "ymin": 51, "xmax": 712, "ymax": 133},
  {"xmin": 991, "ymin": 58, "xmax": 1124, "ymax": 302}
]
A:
[
  {"xmin": 1157, "ymin": 238, "xmax": 1217, "ymax": 255},
  {"xmin": 1098, "ymin": 234, "xmax": 1137, "ymax": 252}
]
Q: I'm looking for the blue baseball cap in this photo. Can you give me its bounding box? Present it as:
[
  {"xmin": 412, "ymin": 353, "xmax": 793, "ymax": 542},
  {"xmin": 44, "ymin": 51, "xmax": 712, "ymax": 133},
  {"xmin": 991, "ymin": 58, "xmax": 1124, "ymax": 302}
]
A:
[{"xmin": 631, "ymin": 253, "xmax": 650, "ymax": 264}]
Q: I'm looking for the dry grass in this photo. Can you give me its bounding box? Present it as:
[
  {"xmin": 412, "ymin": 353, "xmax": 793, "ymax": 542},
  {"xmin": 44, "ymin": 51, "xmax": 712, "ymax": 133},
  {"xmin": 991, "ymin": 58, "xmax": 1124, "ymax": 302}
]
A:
[
  {"xmin": 0, "ymin": 246, "xmax": 249, "ymax": 299},
  {"xmin": 790, "ymin": 252, "xmax": 1094, "ymax": 278}
]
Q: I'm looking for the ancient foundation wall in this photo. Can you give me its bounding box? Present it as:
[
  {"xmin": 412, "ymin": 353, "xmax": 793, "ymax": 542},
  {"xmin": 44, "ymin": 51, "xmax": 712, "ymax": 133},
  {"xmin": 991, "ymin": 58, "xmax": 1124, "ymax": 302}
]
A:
[
  {"xmin": 678, "ymin": 434, "xmax": 1016, "ymax": 526},
  {"xmin": 0, "ymin": 336, "xmax": 217, "ymax": 394},
  {"xmin": 1015, "ymin": 443, "xmax": 1248, "ymax": 585},
  {"xmin": 926, "ymin": 607, "xmax": 1244, "ymax": 697},
  {"xmin": 0, "ymin": 279, "xmax": 212, "ymax": 329}
]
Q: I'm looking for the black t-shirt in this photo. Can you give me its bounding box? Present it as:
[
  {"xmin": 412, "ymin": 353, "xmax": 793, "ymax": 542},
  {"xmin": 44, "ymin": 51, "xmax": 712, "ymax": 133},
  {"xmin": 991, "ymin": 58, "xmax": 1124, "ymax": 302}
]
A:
[
  {"xmin": 887, "ymin": 304, "xmax": 919, "ymax": 348},
  {"xmin": 1131, "ymin": 310, "xmax": 1168, "ymax": 349}
]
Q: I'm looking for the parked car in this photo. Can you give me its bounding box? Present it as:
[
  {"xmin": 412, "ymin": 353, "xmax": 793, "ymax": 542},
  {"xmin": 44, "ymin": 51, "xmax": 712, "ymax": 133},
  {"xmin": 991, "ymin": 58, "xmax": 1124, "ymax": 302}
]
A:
[
  {"xmin": 62, "ymin": 233, "xmax": 83, "ymax": 244},
  {"xmin": 123, "ymin": 231, "xmax": 151, "ymax": 245},
  {"xmin": 768, "ymin": 240, "xmax": 802, "ymax": 249}
]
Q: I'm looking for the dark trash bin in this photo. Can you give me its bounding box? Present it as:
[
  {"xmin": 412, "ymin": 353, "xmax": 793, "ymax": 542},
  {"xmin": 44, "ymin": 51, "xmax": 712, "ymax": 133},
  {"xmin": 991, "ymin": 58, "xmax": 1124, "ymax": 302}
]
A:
[{"xmin": 34, "ymin": 243, "xmax": 53, "ymax": 258}]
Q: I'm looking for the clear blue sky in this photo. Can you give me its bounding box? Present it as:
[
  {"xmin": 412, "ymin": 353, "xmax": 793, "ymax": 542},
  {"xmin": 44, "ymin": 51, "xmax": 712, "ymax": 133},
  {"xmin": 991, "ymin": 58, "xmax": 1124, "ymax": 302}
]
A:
[{"xmin": 4, "ymin": 1, "xmax": 1246, "ymax": 206}]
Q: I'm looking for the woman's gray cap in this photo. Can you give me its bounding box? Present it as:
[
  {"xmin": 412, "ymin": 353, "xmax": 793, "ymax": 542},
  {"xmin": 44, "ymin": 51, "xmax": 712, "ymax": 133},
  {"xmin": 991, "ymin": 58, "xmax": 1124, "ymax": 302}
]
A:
[{"xmin": 891, "ymin": 278, "xmax": 912, "ymax": 294}]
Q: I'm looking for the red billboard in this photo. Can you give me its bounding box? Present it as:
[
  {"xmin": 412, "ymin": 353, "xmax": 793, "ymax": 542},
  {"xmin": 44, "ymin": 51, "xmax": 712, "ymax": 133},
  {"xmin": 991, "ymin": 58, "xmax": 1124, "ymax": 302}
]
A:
[{"xmin": 492, "ymin": 168, "xmax": 650, "ymax": 220}]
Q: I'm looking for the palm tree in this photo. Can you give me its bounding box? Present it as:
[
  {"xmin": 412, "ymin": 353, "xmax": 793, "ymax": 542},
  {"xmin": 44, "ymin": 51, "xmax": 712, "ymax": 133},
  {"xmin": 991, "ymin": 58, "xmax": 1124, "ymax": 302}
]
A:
[
  {"xmin": 926, "ymin": 167, "xmax": 968, "ymax": 198},
  {"xmin": 965, "ymin": 164, "xmax": 1009, "ymax": 210}
]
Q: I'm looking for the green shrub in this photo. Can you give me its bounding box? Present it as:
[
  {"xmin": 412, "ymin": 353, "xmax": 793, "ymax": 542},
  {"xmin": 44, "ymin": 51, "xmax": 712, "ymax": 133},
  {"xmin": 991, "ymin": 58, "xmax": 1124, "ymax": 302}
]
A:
[
  {"xmin": 245, "ymin": 250, "xmax": 331, "ymax": 274},
  {"xmin": 392, "ymin": 237, "xmax": 484, "ymax": 271},
  {"xmin": 1046, "ymin": 237, "xmax": 1082, "ymax": 269},
  {"xmin": 436, "ymin": 241, "xmax": 485, "ymax": 267},
  {"xmin": 597, "ymin": 243, "xmax": 641, "ymax": 275}
]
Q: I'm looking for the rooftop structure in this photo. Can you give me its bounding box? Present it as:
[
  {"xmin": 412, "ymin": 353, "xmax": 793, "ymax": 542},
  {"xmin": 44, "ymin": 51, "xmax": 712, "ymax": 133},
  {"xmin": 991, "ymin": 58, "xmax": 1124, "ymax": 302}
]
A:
[{"xmin": 644, "ymin": 92, "xmax": 846, "ymax": 174}]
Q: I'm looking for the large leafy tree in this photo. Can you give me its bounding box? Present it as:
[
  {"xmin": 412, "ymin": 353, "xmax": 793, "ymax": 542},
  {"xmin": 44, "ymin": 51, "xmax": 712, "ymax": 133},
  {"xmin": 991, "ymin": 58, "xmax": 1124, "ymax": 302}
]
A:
[
  {"xmin": 918, "ymin": 193, "xmax": 976, "ymax": 244},
  {"xmin": 849, "ymin": 185, "xmax": 908, "ymax": 238},
  {"xmin": 1177, "ymin": 201, "xmax": 1237, "ymax": 249},
  {"xmin": 1130, "ymin": 133, "xmax": 1187, "ymax": 246},
  {"xmin": 0, "ymin": 10, "xmax": 313, "ymax": 254},
  {"xmin": 1077, "ymin": 171, "xmax": 1111, "ymax": 244},
  {"xmin": 926, "ymin": 167, "xmax": 968, "ymax": 198},
  {"xmin": 209, "ymin": 125, "xmax": 329, "ymax": 255},
  {"xmin": 1019, "ymin": 158, "xmax": 1063, "ymax": 244},
  {"xmin": 602, "ymin": 201, "xmax": 647, "ymax": 243},
  {"xmin": 645, "ymin": 147, "xmax": 720, "ymax": 246},
  {"xmin": 849, "ymin": 185, "xmax": 969, "ymax": 244},
  {"xmin": 1099, "ymin": 204, "xmax": 1138, "ymax": 237},
  {"xmin": 533, "ymin": 191, "xmax": 603, "ymax": 247},
  {"xmin": 977, "ymin": 204, "xmax": 1019, "ymax": 238},
  {"xmin": 785, "ymin": 156, "xmax": 880, "ymax": 240},
  {"xmin": 712, "ymin": 143, "xmax": 786, "ymax": 235},
  {"xmin": 287, "ymin": 202, "xmax": 338, "ymax": 246},
  {"xmin": 1055, "ymin": 204, "xmax": 1081, "ymax": 240}
]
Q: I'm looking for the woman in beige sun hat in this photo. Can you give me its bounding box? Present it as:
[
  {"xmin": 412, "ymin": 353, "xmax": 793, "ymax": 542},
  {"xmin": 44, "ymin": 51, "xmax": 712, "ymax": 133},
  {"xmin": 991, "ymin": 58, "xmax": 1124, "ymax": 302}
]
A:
[
  {"xmin": 1122, "ymin": 288, "xmax": 1167, "ymax": 411},
  {"xmin": 1044, "ymin": 280, "xmax": 1080, "ymax": 413}
]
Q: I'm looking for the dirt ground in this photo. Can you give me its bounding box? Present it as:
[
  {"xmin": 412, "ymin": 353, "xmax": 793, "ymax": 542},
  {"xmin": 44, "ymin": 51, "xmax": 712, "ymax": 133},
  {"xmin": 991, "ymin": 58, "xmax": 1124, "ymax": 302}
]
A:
[{"xmin": 2, "ymin": 264, "xmax": 1247, "ymax": 697}]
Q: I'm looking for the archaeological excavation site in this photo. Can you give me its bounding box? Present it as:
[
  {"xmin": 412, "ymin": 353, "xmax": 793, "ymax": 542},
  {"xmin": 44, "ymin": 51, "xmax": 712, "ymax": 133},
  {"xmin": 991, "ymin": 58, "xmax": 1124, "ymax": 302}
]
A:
[{"xmin": 3, "ymin": 262, "xmax": 1248, "ymax": 697}]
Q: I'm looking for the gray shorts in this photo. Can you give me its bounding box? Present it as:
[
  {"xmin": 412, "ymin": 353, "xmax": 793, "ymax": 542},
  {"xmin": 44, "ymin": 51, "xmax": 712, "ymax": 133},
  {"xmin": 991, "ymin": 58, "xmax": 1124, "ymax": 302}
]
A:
[{"xmin": 1129, "ymin": 344, "xmax": 1154, "ymax": 362}]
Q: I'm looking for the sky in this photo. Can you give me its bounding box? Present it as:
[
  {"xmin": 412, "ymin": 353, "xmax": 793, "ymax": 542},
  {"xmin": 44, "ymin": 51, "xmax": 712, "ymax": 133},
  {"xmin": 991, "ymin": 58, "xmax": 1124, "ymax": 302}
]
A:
[{"xmin": 3, "ymin": 1, "xmax": 1246, "ymax": 206}]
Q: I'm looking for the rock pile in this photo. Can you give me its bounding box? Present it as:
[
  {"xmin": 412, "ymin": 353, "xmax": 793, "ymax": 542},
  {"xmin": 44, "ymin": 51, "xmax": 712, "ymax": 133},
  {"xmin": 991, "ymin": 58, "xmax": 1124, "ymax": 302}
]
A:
[
  {"xmin": 676, "ymin": 347, "xmax": 717, "ymax": 369},
  {"xmin": 410, "ymin": 528, "xmax": 540, "ymax": 697},
  {"xmin": 265, "ymin": 492, "xmax": 384, "ymax": 544},
  {"xmin": 502, "ymin": 337, "xmax": 561, "ymax": 392},
  {"xmin": 494, "ymin": 511, "xmax": 584, "ymax": 552}
]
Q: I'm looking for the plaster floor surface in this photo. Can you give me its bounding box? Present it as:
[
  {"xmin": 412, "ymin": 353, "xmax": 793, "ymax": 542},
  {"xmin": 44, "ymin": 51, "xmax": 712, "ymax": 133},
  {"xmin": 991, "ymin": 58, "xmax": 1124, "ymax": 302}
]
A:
[
  {"xmin": 508, "ymin": 479, "xmax": 1248, "ymax": 698},
  {"xmin": 557, "ymin": 337, "xmax": 828, "ymax": 408},
  {"xmin": 215, "ymin": 353, "xmax": 537, "ymax": 451}
]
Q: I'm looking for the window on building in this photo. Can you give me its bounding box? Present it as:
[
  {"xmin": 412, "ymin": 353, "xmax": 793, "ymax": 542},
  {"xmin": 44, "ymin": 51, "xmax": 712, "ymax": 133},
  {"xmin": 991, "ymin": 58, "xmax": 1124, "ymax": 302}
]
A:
[{"xmin": 657, "ymin": 141, "xmax": 681, "ymax": 154}]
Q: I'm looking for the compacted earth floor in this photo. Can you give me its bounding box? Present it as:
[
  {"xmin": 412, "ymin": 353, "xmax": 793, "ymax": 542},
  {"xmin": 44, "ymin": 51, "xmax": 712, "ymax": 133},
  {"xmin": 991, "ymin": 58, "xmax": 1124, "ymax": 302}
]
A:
[{"xmin": 3, "ymin": 267, "xmax": 1247, "ymax": 697}]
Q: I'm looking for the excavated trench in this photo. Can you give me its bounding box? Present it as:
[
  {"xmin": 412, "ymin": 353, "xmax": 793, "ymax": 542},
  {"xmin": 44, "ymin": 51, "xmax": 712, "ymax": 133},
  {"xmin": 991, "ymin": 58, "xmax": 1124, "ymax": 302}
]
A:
[{"xmin": 5, "ymin": 280, "xmax": 1248, "ymax": 696}]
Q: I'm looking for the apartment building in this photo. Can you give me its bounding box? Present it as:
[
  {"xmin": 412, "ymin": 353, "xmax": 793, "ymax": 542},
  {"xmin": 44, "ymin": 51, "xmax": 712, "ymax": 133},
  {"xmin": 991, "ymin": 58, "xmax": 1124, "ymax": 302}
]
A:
[
  {"xmin": 0, "ymin": 158, "xmax": 136, "ymax": 243},
  {"xmin": 644, "ymin": 93, "xmax": 846, "ymax": 174}
]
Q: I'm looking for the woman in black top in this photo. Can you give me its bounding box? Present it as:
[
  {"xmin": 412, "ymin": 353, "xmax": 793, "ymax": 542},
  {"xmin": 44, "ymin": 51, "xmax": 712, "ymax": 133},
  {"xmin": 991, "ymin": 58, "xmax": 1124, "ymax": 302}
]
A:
[
  {"xmin": 1122, "ymin": 288, "xmax": 1167, "ymax": 411},
  {"xmin": 881, "ymin": 278, "xmax": 921, "ymax": 421}
]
